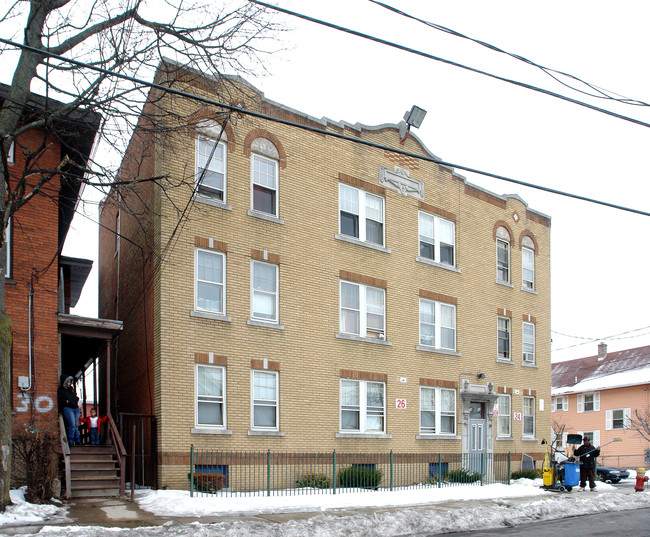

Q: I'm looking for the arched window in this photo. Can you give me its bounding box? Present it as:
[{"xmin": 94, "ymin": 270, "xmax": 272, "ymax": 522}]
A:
[
  {"xmin": 521, "ymin": 235, "xmax": 535, "ymax": 290},
  {"xmin": 250, "ymin": 138, "xmax": 280, "ymax": 218},
  {"xmin": 195, "ymin": 121, "xmax": 228, "ymax": 202},
  {"xmin": 496, "ymin": 226, "xmax": 511, "ymax": 284}
]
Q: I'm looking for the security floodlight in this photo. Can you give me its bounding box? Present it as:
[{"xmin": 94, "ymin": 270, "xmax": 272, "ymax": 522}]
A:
[{"xmin": 403, "ymin": 105, "xmax": 427, "ymax": 129}]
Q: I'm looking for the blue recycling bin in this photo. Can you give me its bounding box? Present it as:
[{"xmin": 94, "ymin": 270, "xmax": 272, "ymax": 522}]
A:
[{"xmin": 564, "ymin": 462, "xmax": 580, "ymax": 487}]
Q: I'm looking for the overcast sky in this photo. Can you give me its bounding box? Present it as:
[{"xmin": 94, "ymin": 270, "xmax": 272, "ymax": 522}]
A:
[{"xmin": 60, "ymin": 0, "xmax": 650, "ymax": 362}]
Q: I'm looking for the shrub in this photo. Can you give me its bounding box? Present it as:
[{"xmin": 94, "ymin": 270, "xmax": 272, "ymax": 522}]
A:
[
  {"xmin": 337, "ymin": 466, "xmax": 382, "ymax": 489},
  {"xmin": 511, "ymin": 469, "xmax": 541, "ymax": 480},
  {"xmin": 12, "ymin": 428, "xmax": 58, "ymax": 503},
  {"xmin": 296, "ymin": 472, "xmax": 331, "ymax": 489},
  {"xmin": 188, "ymin": 472, "xmax": 226, "ymax": 492},
  {"xmin": 444, "ymin": 468, "xmax": 481, "ymax": 483}
]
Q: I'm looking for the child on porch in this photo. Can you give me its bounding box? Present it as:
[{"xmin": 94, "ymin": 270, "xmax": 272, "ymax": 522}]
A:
[{"xmin": 79, "ymin": 408, "xmax": 108, "ymax": 445}]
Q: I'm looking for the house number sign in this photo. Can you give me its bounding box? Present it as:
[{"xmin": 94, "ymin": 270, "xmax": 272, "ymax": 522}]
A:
[
  {"xmin": 513, "ymin": 412, "xmax": 522, "ymax": 421},
  {"xmin": 395, "ymin": 398, "xmax": 407, "ymax": 409}
]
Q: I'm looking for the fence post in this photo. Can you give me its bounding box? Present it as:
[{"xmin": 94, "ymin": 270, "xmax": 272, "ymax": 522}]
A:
[
  {"xmin": 333, "ymin": 450, "xmax": 337, "ymax": 495},
  {"xmin": 480, "ymin": 453, "xmax": 485, "ymax": 485},
  {"xmin": 507, "ymin": 452, "xmax": 511, "ymax": 485},
  {"xmin": 438, "ymin": 453, "xmax": 441, "ymax": 488},
  {"xmin": 390, "ymin": 450, "xmax": 393, "ymax": 491},
  {"xmin": 267, "ymin": 449, "xmax": 271, "ymax": 497},
  {"xmin": 190, "ymin": 445, "xmax": 194, "ymax": 497}
]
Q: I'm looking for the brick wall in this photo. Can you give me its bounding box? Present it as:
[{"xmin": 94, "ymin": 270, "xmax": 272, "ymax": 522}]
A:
[{"xmin": 101, "ymin": 73, "xmax": 552, "ymax": 488}]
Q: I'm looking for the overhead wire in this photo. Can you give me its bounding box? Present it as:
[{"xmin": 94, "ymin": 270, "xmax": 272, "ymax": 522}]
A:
[
  {"xmin": 1, "ymin": 36, "xmax": 649, "ymax": 217},
  {"xmin": 367, "ymin": 0, "xmax": 650, "ymax": 107},
  {"xmin": 249, "ymin": 0, "xmax": 650, "ymax": 130}
]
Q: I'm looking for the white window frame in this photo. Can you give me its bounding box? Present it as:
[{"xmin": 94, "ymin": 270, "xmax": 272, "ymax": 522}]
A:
[
  {"xmin": 522, "ymin": 322, "xmax": 535, "ymax": 364},
  {"xmin": 338, "ymin": 184, "xmax": 385, "ymax": 247},
  {"xmin": 339, "ymin": 280, "xmax": 385, "ymax": 338},
  {"xmin": 551, "ymin": 395, "xmax": 568, "ymax": 412},
  {"xmin": 522, "ymin": 246, "xmax": 535, "ymax": 290},
  {"xmin": 7, "ymin": 141, "xmax": 14, "ymax": 164},
  {"xmin": 419, "ymin": 386, "xmax": 456, "ymax": 435},
  {"xmin": 251, "ymin": 370, "xmax": 279, "ymax": 431},
  {"xmin": 4, "ymin": 218, "xmax": 10, "ymax": 279},
  {"xmin": 251, "ymin": 153, "xmax": 279, "ymax": 217},
  {"xmin": 251, "ymin": 260, "xmax": 279, "ymax": 323},
  {"xmin": 196, "ymin": 134, "xmax": 227, "ymax": 200},
  {"xmin": 606, "ymin": 408, "xmax": 631, "ymax": 430},
  {"xmin": 418, "ymin": 211, "xmax": 455, "ymax": 266},
  {"xmin": 194, "ymin": 248, "xmax": 225, "ymax": 315},
  {"xmin": 578, "ymin": 430, "xmax": 600, "ymax": 447},
  {"xmin": 523, "ymin": 396, "xmax": 535, "ymax": 437},
  {"xmin": 340, "ymin": 379, "xmax": 386, "ymax": 433},
  {"xmin": 419, "ymin": 298, "xmax": 456, "ymax": 351},
  {"xmin": 577, "ymin": 392, "xmax": 600, "ymax": 413},
  {"xmin": 195, "ymin": 364, "xmax": 226, "ymax": 428},
  {"xmin": 496, "ymin": 238, "xmax": 510, "ymax": 283},
  {"xmin": 497, "ymin": 316, "xmax": 511, "ymax": 360},
  {"xmin": 497, "ymin": 394, "xmax": 511, "ymax": 437}
]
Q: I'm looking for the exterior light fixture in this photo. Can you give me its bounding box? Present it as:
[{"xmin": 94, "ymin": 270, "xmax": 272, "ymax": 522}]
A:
[
  {"xmin": 399, "ymin": 105, "xmax": 427, "ymax": 144},
  {"xmin": 477, "ymin": 372, "xmax": 486, "ymax": 379}
]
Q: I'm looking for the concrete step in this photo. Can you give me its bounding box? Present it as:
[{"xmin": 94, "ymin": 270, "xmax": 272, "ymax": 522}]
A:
[
  {"xmin": 70, "ymin": 487, "xmax": 120, "ymax": 498},
  {"xmin": 72, "ymin": 477, "xmax": 120, "ymax": 489}
]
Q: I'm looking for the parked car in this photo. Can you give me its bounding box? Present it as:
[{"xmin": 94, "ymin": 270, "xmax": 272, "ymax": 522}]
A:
[{"xmin": 596, "ymin": 466, "xmax": 630, "ymax": 483}]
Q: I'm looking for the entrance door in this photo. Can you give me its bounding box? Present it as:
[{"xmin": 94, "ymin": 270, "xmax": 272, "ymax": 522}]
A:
[{"xmin": 468, "ymin": 402, "xmax": 486, "ymax": 474}]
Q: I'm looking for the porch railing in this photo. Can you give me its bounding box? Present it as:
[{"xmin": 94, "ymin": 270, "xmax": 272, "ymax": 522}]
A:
[
  {"xmin": 58, "ymin": 415, "xmax": 72, "ymax": 499},
  {"xmin": 106, "ymin": 413, "xmax": 127, "ymax": 496},
  {"xmin": 189, "ymin": 448, "xmax": 512, "ymax": 497}
]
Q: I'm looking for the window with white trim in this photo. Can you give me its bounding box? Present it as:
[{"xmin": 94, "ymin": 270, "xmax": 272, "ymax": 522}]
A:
[
  {"xmin": 251, "ymin": 370, "xmax": 278, "ymax": 430},
  {"xmin": 495, "ymin": 226, "xmax": 511, "ymax": 283},
  {"xmin": 420, "ymin": 386, "xmax": 456, "ymax": 435},
  {"xmin": 497, "ymin": 316, "xmax": 511, "ymax": 360},
  {"xmin": 522, "ymin": 322, "xmax": 535, "ymax": 363},
  {"xmin": 552, "ymin": 396, "xmax": 568, "ymax": 412},
  {"xmin": 339, "ymin": 184, "xmax": 385, "ymax": 246},
  {"xmin": 195, "ymin": 249, "xmax": 225, "ymax": 314},
  {"xmin": 340, "ymin": 379, "xmax": 385, "ymax": 433},
  {"xmin": 419, "ymin": 298, "xmax": 456, "ymax": 351},
  {"xmin": 497, "ymin": 395, "xmax": 511, "ymax": 436},
  {"xmin": 577, "ymin": 392, "xmax": 600, "ymax": 413},
  {"xmin": 7, "ymin": 141, "xmax": 14, "ymax": 164},
  {"xmin": 606, "ymin": 408, "xmax": 631, "ymax": 430},
  {"xmin": 522, "ymin": 245, "xmax": 535, "ymax": 290},
  {"xmin": 251, "ymin": 261, "xmax": 278, "ymax": 323},
  {"xmin": 195, "ymin": 364, "xmax": 225, "ymax": 428},
  {"xmin": 251, "ymin": 153, "xmax": 279, "ymax": 216},
  {"xmin": 4, "ymin": 218, "xmax": 10, "ymax": 279},
  {"xmin": 196, "ymin": 134, "xmax": 226, "ymax": 200},
  {"xmin": 418, "ymin": 212, "xmax": 455, "ymax": 266},
  {"xmin": 340, "ymin": 280, "xmax": 385, "ymax": 338},
  {"xmin": 523, "ymin": 396, "xmax": 535, "ymax": 437},
  {"xmin": 579, "ymin": 430, "xmax": 600, "ymax": 447}
]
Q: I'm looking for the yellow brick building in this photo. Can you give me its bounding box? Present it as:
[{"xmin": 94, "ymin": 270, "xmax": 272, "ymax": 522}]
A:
[{"xmin": 99, "ymin": 63, "xmax": 551, "ymax": 489}]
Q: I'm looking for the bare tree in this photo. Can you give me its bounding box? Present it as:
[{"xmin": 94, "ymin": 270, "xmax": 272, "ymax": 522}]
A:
[
  {"xmin": 0, "ymin": 0, "xmax": 280, "ymax": 511},
  {"xmin": 630, "ymin": 408, "xmax": 650, "ymax": 443}
]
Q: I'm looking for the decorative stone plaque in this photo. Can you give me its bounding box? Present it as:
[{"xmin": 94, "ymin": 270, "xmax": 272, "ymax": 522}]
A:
[{"xmin": 378, "ymin": 166, "xmax": 424, "ymax": 199}]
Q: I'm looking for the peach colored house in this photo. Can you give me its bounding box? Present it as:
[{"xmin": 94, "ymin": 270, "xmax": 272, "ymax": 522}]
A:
[{"xmin": 551, "ymin": 343, "xmax": 650, "ymax": 469}]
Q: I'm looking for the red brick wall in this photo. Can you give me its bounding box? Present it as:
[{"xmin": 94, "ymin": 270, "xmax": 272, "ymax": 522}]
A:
[{"xmin": 7, "ymin": 127, "xmax": 63, "ymax": 434}]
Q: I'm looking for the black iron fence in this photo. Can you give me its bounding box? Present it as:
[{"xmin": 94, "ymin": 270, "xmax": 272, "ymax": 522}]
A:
[
  {"xmin": 120, "ymin": 413, "xmax": 157, "ymax": 490},
  {"xmin": 189, "ymin": 448, "xmax": 512, "ymax": 497}
]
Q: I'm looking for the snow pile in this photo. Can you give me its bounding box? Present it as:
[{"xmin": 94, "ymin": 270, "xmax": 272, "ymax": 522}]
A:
[{"xmin": 0, "ymin": 487, "xmax": 68, "ymax": 527}]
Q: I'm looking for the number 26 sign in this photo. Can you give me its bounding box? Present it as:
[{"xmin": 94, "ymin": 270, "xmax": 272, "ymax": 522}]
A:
[
  {"xmin": 396, "ymin": 398, "xmax": 407, "ymax": 409},
  {"xmin": 513, "ymin": 412, "xmax": 522, "ymax": 421}
]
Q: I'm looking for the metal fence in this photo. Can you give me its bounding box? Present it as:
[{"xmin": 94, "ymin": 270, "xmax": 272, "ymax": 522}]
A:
[
  {"xmin": 597, "ymin": 454, "xmax": 648, "ymax": 469},
  {"xmin": 189, "ymin": 447, "xmax": 512, "ymax": 497}
]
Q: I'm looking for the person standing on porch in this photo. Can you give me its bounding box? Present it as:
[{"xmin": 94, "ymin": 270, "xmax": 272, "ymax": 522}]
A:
[
  {"xmin": 79, "ymin": 408, "xmax": 108, "ymax": 445},
  {"xmin": 58, "ymin": 375, "xmax": 81, "ymax": 446},
  {"xmin": 574, "ymin": 436, "xmax": 600, "ymax": 491}
]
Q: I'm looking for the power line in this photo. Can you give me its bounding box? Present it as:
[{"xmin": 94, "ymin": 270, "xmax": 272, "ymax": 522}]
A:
[
  {"xmin": 368, "ymin": 0, "xmax": 650, "ymax": 108},
  {"xmin": 552, "ymin": 325, "xmax": 650, "ymax": 352},
  {"xmin": 1, "ymin": 37, "xmax": 649, "ymax": 216},
  {"xmin": 249, "ymin": 1, "xmax": 650, "ymax": 131}
]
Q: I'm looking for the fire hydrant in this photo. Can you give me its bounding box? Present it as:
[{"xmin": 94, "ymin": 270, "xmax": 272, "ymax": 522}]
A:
[{"xmin": 635, "ymin": 468, "xmax": 649, "ymax": 492}]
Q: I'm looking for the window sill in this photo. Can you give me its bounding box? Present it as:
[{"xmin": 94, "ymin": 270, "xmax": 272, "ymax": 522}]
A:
[
  {"xmin": 496, "ymin": 436, "xmax": 514, "ymax": 441},
  {"xmin": 521, "ymin": 436, "xmax": 538, "ymax": 442},
  {"xmin": 247, "ymin": 209, "xmax": 284, "ymax": 225},
  {"xmin": 191, "ymin": 427, "xmax": 232, "ymax": 435},
  {"xmin": 335, "ymin": 432, "xmax": 392, "ymax": 439},
  {"xmin": 247, "ymin": 319, "xmax": 285, "ymax": 330},
  {"xmin": 496, "ymin": 358, "xmax": 514, "ymax": 365},
  {"xmin": 335, "ymin": 333, "xmax": 392, "ymax": 346},
  {"xmin": 521, "ymin": 286, "xmax": 538, "ymax": 295},
  {"xmin": 415, "ymin": 256, "xmax": 460, "ymax": 273},
  {"xmin": 248, "ymin": 429, "xmax": 285, "ymax": 436},
  {"xmin": 194, "ymin": 194, "xmax": 232, "ymax": 211},
  {"xmin": 495, "ymin": 280, "xmax": 514, "ymax": 288},
  {"xmin": 416, "ymin": 345, "xmax": 461, "ymax": 357},
  {"xmin": 416, "ymin": 434, "xmax": 460, "ymax": 440},
  {"xmin": 190, "ymin": 310, "xmax": 232, "ymax": 322},
  {"xmin": 521, "ymin": 362, "xmax": 538, "ymax": 368},
  {"xmin": 335, "ymin": 234, "xmax": 391, "ymax": 254}
]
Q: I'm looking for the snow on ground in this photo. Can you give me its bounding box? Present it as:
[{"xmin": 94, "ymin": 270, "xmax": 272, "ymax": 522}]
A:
[
  {"xmin": 3, "ymin": 478, "xmax": 650, "ymax": 536},
  {"xmin": 0, "ymin": 487, "xmax": 69, "ymax": 527}
]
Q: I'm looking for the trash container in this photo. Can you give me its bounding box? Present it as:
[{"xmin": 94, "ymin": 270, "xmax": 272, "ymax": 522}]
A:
[{"xmin": 564, "ymin": 462, "xmax": 580, "ymax": 487}]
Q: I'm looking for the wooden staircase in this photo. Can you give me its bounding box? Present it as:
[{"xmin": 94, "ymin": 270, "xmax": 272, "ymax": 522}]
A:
[{"xmin": 69, "ymin": 445, "xmax": 121, "ymax": 498}]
